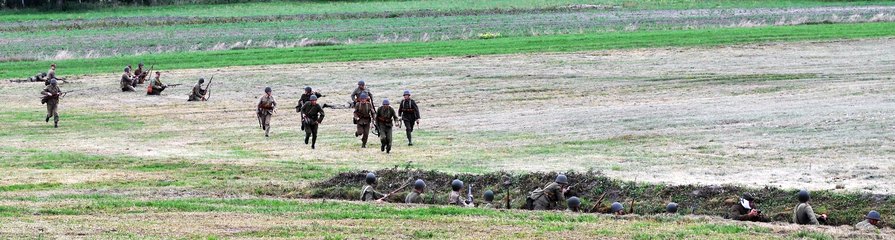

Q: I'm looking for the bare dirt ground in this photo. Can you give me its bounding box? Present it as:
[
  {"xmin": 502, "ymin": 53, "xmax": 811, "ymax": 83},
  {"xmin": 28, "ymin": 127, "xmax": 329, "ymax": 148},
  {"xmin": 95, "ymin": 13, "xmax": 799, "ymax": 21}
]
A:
[{"xmin": 2, "ymin": 38, "xmax": 894, "ymax": 194}]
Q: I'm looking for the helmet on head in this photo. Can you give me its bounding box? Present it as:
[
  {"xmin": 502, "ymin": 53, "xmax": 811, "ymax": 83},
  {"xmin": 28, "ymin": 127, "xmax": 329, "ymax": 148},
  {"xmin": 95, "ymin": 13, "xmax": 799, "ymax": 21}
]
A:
[
  {"xmin": 666, "ymin": 202, "xmax": 679, "ymax": 213},
  {"xmin": 305, "ymin": 86, "xmax": 312, "ymax": 92},
  {"xmin": 264, "ymin": 87, "xmax": 272, "ymax": 93},
  {"xmin": 198, "ymin": 78, "xmax": 205, "ymax": 84},
  {"xmin": 742, "ymin": 193, "xmax": 755, "ymax": 202},
  {"xmin": 797, "ymin": 189, "xmax": 810, "ymax": 203},
  {"xmin": 358, "ymin": 80, "xmax": 365, "ymax": 86},
  {"xmin": 383, "ymin": 99, "xmax": 390, "ymax": 105},
  {"xmin": 138, "ymin": 62, "xmax": 144, "ymax": 67},
  {"xmin": 483, "ymin": 190, "xmax": 494, "ymax": 202},
  {"xmin": 555, "ymin": 174, "xmax": 568, "ymax": 185},
  {"xmin": 309, "ymin": 95, "xmax": 318, "ymax": 101},
  {"xmin": 451, "ymin": 179, "xmax": 463, "ymax": 191},
  {"xmin": 365, "ymin": 172, "xmax": 376, "ymax": 184},
  {"xmin": 867, "ymin": 210, "xmax": 881, "ymax": 221},
  {"xmin": 359, "ymin": 93, "xmax": 369, "ymax": 100},
  {"xmin": 124, "ymin": 67, "xmax": 130, "ymax": 72},
  {"xmin": 414, "ymin": 179, "xmax": 426, "ymax": 191},
  {"xmin": 567, "ymin": 197, "xmax": 581, "ymax": 208},
  {"xmin": 49, "ymin": 79, "xmax": 57, "ymax": 85},
  {"xmin": 403, "ymin": 90, "xmax": 411, "ymax": 96},
  {"xmin": 610, "ymin": 202, "xmax": 624, "ymax": 213}
]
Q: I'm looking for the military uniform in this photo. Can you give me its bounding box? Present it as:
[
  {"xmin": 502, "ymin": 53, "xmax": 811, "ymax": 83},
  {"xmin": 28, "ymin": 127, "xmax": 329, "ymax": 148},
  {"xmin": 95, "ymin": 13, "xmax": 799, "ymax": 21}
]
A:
[
  {"xmin": 398, "ymin": 97, "xmax": 420, "ymax": 145},
  {"xmin": 300, "ymin": 101, "xmax": 325, "ymax": 148},
  {"xmin": 121, "ymin": 73, "xmax": 135, "ymax": 92},
  {"xmin": 361, "ymin": 184, "xmax": 386, "ymax": 201},
  {"xmin": 354, "ymin": 101, "xmax": 375, "ymax": 147},
  {"xmin": 855, "ymin": 220, "xmax": 878, "ymax": 230},
  {"xmin": 728, "ymin": 201, "xmax": 768, "ymax": 222},
  {"xmin": 257, "ymin": 94, "xmax": 277, "ymax": 137},
  {"xmin": 41, "ymin": 84, "xmax": 62, "ymax": 127},
  {"xmin": 134, "ymin": 66, "xmax": 148, "ymax": 84},
  {"xmin": 405, "ymin": 191, "xmax": 423, "ymax": 204},
  {"xmin": 793, "ymin": 203, "xmax": 821, "ymax": 225},
  {"xmin": 376, "ymin": 104, "xmax": 399, "ymax": 153},
  {"xmin": 296, "ymin": 92, "xmax": 322, "ymax": 130},
  {"xmin": 449, "ymin": 190, "xmax": 472, "ymax": 207},
  {"xmin": 350, "ymin": 87, "xmax": 373, "ymax": 106},
  {"xmin": 530, "ymin": 182, "xmax": 566, "ymax": 210},
  {"xmin": 188, "ymin": 83, "xmax": 207, "ymax": 101},
  {"xmin": 479, "ymin": 202, "xmax": 496, "ymax": 209},
  {"xmin": 147, "ymin": 76, "xmax": 166, "ymax": 95}
]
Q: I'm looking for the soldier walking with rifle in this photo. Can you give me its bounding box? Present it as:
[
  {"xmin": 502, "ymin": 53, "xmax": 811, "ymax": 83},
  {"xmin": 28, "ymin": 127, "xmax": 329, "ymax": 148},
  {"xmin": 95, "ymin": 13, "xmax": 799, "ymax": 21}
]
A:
[
  {"xmin": 376, "ymin": 98, "xmax": 400, "ymax": 154},
  {"xmin": 295, "ymin": 86, "xmax": 323, "ymax": 131},
  {"xmin": 257, "ymin": 87, "xmax": 277, "ymax": 137},
  {"xmin": 300, "ymin": 95, "xmax": 324, "ymax": 149},
  {"xmin": 353, "ymin": 93, "xmax": 375, "ymax": 148},
  {"xmin": 41, "ymin": 79, "xmax": 62, "ymax": 128},
  {"xmin": 398, "ymin": 90, "xmax": 420, "ymax": 146}
]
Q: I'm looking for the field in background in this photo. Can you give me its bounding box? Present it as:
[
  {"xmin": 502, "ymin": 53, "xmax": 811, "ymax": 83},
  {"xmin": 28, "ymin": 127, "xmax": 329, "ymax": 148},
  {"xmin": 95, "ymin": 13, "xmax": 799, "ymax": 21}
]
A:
[{"xmin": 2, "ymin": 0, "xmax": 895, "ymax": 239}]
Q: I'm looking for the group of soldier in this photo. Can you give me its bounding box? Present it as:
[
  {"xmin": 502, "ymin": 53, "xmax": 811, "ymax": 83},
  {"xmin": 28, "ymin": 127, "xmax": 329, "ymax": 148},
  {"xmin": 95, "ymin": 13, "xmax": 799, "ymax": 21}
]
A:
[
  {"xmin": 258, "ymin": 80, "xmax": 420, "ymax": 152},
  {"xmin": 361, "ymin": 173, "xmax": 886, "ymax": 230}
]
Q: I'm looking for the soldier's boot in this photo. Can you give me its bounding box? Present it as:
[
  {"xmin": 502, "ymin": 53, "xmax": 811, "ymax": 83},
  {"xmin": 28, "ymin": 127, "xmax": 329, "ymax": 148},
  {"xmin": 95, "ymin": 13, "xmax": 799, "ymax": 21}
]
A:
[
  {"xmin": 54, "ymin": 121, "xmax": 58, "ymax": 128},
  {"xmin": 362, "ymin": 140, "xmax": 367, "ymax": 148},
  {"xmin": 45, "ymin": 115, "xmax": 50, "ymax": 123},
  {"xmin": 407, "ymin": 132, "xmax": 413, "ymax": 146},
  {"xmin": 264, "ymin": 126, "xmax": 270, "ymax": 137},
  {"xmin": 304, "ymin": 133, "xmax": 310, "ymax": 144},
  {"xmin": 386, "ymin": 143, "xmax": 391, "ymax": 154},
  {"xmin": 311, "ymin": 136, "xmax": 317, "ymax": 149}
]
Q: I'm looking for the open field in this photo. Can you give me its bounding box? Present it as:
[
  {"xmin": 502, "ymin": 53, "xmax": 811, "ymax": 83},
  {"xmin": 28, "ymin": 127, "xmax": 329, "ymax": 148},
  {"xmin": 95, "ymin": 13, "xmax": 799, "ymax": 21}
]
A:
[{"xmin": 2, "ymin": 37, "xmax": 894, "ymax": 238}]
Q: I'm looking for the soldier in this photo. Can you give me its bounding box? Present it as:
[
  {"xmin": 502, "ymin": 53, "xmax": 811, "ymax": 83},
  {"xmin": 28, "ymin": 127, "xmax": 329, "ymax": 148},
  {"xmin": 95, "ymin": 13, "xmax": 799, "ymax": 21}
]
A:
[
  {"xmin": 567, "ymin": 197, "xmax": 581, "ymax": 212},
  {"xmin": 134, "ymin": 63, "xmax": 148, "ymax": 84},
  {"xmin": 353, "ymin": 93, "xmax": 375, "ymax": 148},
  {"xmin": 350, "ymin": 80, "xmax": 373, "ymax": 107},
  {"xmin": 528, "ymin": 174, "xmax": 570, "ymax": 210},
  {"xmin": 120, "ymin": 67, "xmax": 136, "ymax": 92},
  {"xmin": 855, "ymin": 210, "xmax": 882, "ymax": 230},
  {"xmin": 728, "ymin": 193, "xmax": 769, "ymax": 222},
  {"xmin": 666, "ymin": 202, "xmax": 679, "ymax": 214},
  {"xmin": 448, "ymin": 179, "xmax": 474, "ymax": 207},
  {"xmin": 188, "ymin": 78, "xmax": 208, "ymax": 101},
  {"xmin": 300, "ymin": 95, "xmax": 325, "ymax": 149},
  {"xmin": 361, "ymin": 173, "xmax": 386, "ymax": 202},
  {"xmin": 46, "ymin": 63, "xmax": 64, "ymax": 85},
  {"xmin": 479, "ymin": 190, "xmax": 496, "ymax": 209},
  {"xmin": 794, "ymin": 189, "xmax": 827, "ymax": 225},
  {"xmin": 609, "ymin": 202, "xmax": 625, "ymax": 215},
  {"xmin": 376, "ymin": 99, "xmax": 400, "ymax": 153},
  {"xmin": 405, "ymin": 179, "xmax": 426, "ymax": 204},
  {"xmin": 295, "ymin": 87, "xmax": 322, "ymax": 131},
  {"xmin": 257, "ymin": 87, "xmax": 277, "ymax": 137},
  {"xmin": 147, "ymin": 71, "xmax": 167, "ymax": 95},
  {"xmin": 41, "ymin": 79, "xmax": 62, "ymax": 128},
  {"xmin": 398, "ymin": 90, "xmax": 420, "ymax": 146}
]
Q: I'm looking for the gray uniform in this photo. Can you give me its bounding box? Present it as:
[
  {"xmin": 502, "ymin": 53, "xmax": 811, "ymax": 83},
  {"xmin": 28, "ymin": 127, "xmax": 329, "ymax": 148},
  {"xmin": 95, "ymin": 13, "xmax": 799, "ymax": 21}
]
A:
[
  {"xmin": 121, "ymin": 73, "xmax": 135, "ymax": 92},
  {"xmin": 41, "ymin": 85, "xmax": 61, "ymax": 123},
  {"xmin": 361, "ymin": 185, "xmax": 385, "ymax": 201},
  {"xmin": 350, "ymin": 87, "xmax": 373, "ymax": 105},
  {"xmin": 354, "ymin": 102, "xmax": 375, "ymax": 147},
  {"xmin": 257, "ymin": 95, "xmax": 277, "ymax": 136},
  {"xmin": 855, "ymin": 220, "xmax": 878, "ymax": 230},
  {"xmin": 376, "ymin": 105, "xmax": 399, "ymax": 153},
  {"xmin": 530, "ymin": 182, "xmax": 565, "ymax": 210},
  {"xmin": 405, "ymin": 191, "xmax": 423, "ymax": 204},
  {"xmin": 188, "ymin": 83, "xmax": 206, "ymax": 101},
  {"xmin": 793, "ymin": 203, "xmax": 820, "ymax": 225}
]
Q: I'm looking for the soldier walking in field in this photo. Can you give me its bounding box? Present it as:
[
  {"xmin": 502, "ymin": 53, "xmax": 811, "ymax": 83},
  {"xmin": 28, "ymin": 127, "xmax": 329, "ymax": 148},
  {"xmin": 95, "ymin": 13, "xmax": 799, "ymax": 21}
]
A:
[
  {"xmin": 300, "ymin": 95, "xmax": 325, "ymax": 149},
  {"xmin": 45, "ymin": 63, "xmax": 65, "ymax": 85},
  {"xmin": 350, "ymin": 80, "xmax": 373, "ymax": 108},
  {"xmin": 146, "ymin": 72, "xmax": 167, "ymax": 95},
  {"xmin": 120, "ymin": 68, "xmax": 136, "ymax": 92},
  {"xmin": 188, "ymin": 78, "xmax": 208, "ymax": 101},
  {"xmin": 527, "ymin": 174, "xmax": 570, "ymax": 210},
  {"xmin": 41, "ymin": 79, "xmax": 62, "ymax": 128},
  {"xmin": 405, "ymin": 179, "xmax": 426, "ymax": 204},
  {"xmin": 354, "ymin": 93, "xmax": 375, "ymax": 148},
  {"xmin": 398, "ymin": 90, "xmax": 420, "ymax": 146},
  {"xmin": 376, "ymin": 99, "xmax": 399, "ymax": 153},
  {"xmin": 257, "ymin": 87, "xmax": 277, "ymax": 137},
  {"xmin": 295, "ymin": 87, "xmax": 323, "ymax": 131}
]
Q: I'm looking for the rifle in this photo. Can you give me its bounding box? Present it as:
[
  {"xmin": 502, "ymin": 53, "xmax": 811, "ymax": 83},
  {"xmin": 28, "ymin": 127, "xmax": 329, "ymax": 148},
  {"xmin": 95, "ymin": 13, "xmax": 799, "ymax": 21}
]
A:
[
  {"xmin": 203, "ymin": 76, "xmax": 213, "ymax": 101},
  {"xmin": 256, "ymin": 109, "xmax": 263, "ymax": 129},
  {"xmin": 377, "ymin": 178, "xmax": 413, "ymax": 202},
  {"xmin": 141, "ymin": 65, "xmax": 154, "ymax": 84},
  {"xmin": 166, "ymin": 83, "xmax": 183, "ymax": 87},
  {"xmin": 588, "ymin": 191, "xmax": 608, "ymax": 213},
  {"xmin": 466, "ymin": 184, "xmax": 474, "ymax": 206},
  {"xmin": 503, "ymin": 178, "xmax": 512, "ymax": 209},
  {"xmin": 629, "ymin": 179, "xmax": 637, "ymax": 214}
]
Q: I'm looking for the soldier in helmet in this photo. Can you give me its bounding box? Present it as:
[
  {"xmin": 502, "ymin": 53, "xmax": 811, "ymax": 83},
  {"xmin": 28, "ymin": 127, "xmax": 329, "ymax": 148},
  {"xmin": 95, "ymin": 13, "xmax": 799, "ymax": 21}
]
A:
[
  {"xmin": 353, "ymin": 93, "xmax": 375, "ymax": 148},
  {"xmin": 350, "ymin": 80, "xmax": 373, "ymax": 107},
  {"xmin": 855, "ymin": 210, "xmax": 882, "ymax": 230},
  {"xmin": 609, "ymin": 202, "xmax": 625, "ymax": 215},
  {"xmin": 398, "ymin": 90, "xmax": 420, "ymax": 146},
  {"xmin": 479, "ymin": 190, "xmax": 496, "ymax": 209},
  {"xmin": 567, "ymin": 197, "xmax": 581, "ymax": 212},
  {"xmin": 41, "ymin": 79, "xmax": 62, "ymax": 128},
  {"xmin": 794, "ymin": 189, "xmax": 827, "ymax": 225},
  {"xmin": 120, "ymin": 68, "xmax": 136, "ymax": 92},
  {"xmin": 729, "ymin": 193, "xmax": 769, "ymax": 222},
  {"xmin": 257, "ymin": 87, "xmax": 277, "ymax": 137},
  {"xmin": 666, "ymin": 202, "xmax": 679, "ymax": 214},
  {"xmin": 147, "ymin": 71, "xmax": 167, "ymax": 95},
  {"xmin": 361, "ymin": 173, "xmax": 387, "ymax": 202},
  {"xmin": 295, "ymin": 86, "xmax": 323, "ymax": 131},
  {"xmin": 376, "ymin": 98, "xmax": 400, "ymax": 154},
  {"xmin": 528, "ymin": 174, "xmax": 570, "ymax": 210},
  {"xmin": 300, "ymin": 95, "xmax": 325, "ymax": 149},
  {"xmin": 46, "ymin": 63, "xmax": 64, "ymax": 85},
  {"xmin": 405, "ymin": 179, "xmax": 426, "ymax": 204},
  {"xmin": 188, "ymin": 78, "xmax": 208, "ymax": 101},
  {"xmin": 448, "ymin": 179, "xmax": 474, "ymax": 207}
]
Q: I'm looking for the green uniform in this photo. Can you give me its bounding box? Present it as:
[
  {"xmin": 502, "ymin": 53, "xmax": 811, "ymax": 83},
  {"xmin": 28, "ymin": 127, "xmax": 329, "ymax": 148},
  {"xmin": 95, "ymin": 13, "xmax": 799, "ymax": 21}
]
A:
[
  {"xmin": 398, "ymin": 98, "xmax": 420, "ymax": 144},
  {"xmin": 530, "ymin": 182, "xmax": 565, "ymax": 210},
  {"xmin": 300, "ymin": 102, "xmax": 325, "ymax": 147},
  {"xmin": 257, "ymin": 95, "xmax": 277, "ymax": 137},
  {"xmin": 855, "ymin": 220, "xmax": 878, "ymax": 230},
  {"xmin": 354, "ymin": 102, "xmax": 375, "ymax": 147},
  {"xmin": 361, "ymin": 184, "xmax": 385, "ymax": 201},
  {"xmin": 350, "ymin": 87, "xmax": 372, "ymax": 105},
  {"xmin": 41, "ymin": 84, "xmax": 61, "ymax": 125},
  {"xmin": 728, "ymin": 200, "xmax": 769, "ymax": 222},
  {"xmin": 793, "ymin": 203, "xmax": 820, "ymax": 225},
  {"xmin": 376, "ymin": 105, "xmax": 399, "ymax": 153},
  {"xmin": 120, "ymin": 73, "xmax": 135, "ymax": 92},
  {"xmin": 296, "ymin": 92, "xmax": 322, "ymax": 130},
  {"xmin": 188, "ymin": 83, "xmax": 206, "ymax": 101},
  {"xmin": 147, "ymin": 76, "xmax": 166, "ymax": 95},
  {"xmin": 405, "ymin": 191, "xmax": 423, "ymax": 204}
]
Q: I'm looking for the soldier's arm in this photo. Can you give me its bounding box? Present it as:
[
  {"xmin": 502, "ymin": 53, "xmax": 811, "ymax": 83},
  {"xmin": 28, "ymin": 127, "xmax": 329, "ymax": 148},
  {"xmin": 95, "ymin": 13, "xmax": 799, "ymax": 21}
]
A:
[
  {"xmin": 413, "ymin": 101, "xmax": 421, "ymax": 119},
  {"xmin": 806, "ymin": 205, "xmax": 820, "ymax": 225},
  {"xmin": 729, "ymin": 205, "xmax": 746, "ymax": 220},
  {"xmin": 317, "ymin": 106, "xmax": 325, "ymax": 122}
]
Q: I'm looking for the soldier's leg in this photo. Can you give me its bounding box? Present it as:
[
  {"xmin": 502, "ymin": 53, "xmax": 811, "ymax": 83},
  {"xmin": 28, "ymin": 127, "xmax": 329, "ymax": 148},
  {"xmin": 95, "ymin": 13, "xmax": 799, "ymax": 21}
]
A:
[
  {"xmin": 304, "ymin": 127, "xmax": 311, "ymax": 144},
  {"xmin": 385, "ymin": 127, "xmax": 393, "ymax": 153},
  {"xmin": 533, "ymin": 198, "xmax": 549, "ymax": 210},
  {"xmin": 51, "ymin": 103, "xmax": 59, "ymax": 123},
  {"xmin": 263, "ymin": 114, "xmax": 272, "ymax": 137},
  {"xmin": 379, "ymin": 124, "xmax": 387, "ymax": 152},
  {"xmin": 361, "ymin": 124, "xmax": 370, "ymax": 147},
  {"xmin": 310, "ymin": 124, "xmax": 318, "ymax": 149},
  {"xmin": 404, "ymin": 119, "xmax": 415, "ymax": 145},
  {"xmin": 45, "ymin": 103, "xmax": 52, "ymax": 122}
]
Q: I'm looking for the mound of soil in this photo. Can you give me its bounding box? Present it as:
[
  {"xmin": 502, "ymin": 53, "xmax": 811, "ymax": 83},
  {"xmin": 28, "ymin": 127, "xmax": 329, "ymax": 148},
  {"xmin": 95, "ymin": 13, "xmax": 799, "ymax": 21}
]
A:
[{"xmin": 305, "ymin": 168, "xmax": 895, "ymax": 227}]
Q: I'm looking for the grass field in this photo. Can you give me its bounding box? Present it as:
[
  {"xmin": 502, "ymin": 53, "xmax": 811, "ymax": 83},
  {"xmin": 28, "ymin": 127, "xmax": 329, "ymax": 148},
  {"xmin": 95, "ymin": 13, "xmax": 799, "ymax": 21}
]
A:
[{"xmin": 2, "ymin": 0, "xmax": 895, "ymax": 239}]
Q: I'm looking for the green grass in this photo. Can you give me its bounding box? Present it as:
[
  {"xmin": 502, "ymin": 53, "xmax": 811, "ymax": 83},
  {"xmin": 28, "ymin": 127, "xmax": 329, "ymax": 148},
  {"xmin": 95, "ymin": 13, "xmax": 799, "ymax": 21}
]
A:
[
  {"xmin": 3, "ymin": 0, "xmax": 893, "ymax": 22},
  {"xmin": 3, "ymin": 22, "xmax": 894, "ymax": 80}
]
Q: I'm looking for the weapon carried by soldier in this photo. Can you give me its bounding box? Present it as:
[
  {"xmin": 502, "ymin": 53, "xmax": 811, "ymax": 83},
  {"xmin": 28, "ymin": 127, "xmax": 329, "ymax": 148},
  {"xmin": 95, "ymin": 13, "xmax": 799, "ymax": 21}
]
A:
[
  {"xmin": 466, "ymin": 184, "xmax": 474, "ymax": 206},
  {"xmin": 377, "ymin": 177, "xmax": 414, "ymax": 202},
  {"xmin": 588, "ymin": 190, "xmax": 609, "ymax": 213},
  {"xmin": 204, "ymin": 76, "xmax": 214, "ymax": 101},
  {"xmin": 503, "ymin": 177, "xmax": 512, "ymax": 209}
]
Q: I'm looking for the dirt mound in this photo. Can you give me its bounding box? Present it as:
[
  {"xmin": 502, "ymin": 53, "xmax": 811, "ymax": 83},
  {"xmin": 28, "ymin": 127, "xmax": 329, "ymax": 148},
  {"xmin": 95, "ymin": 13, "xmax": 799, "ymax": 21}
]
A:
[{"xmin": 305, "ymin": 168, "xmax": 895, "ymax": 227}]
